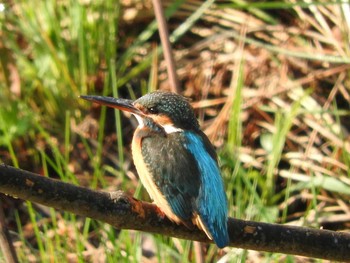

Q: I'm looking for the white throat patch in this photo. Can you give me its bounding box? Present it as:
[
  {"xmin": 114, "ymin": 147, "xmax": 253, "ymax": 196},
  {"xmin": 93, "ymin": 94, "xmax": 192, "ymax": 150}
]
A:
[
  {"xmin": 133, "ymin": 114, "xmax": 144, "ymax": 128},
  {"xmin": 162, "ymin": 124, "xmax": 183, "ymax": 134}
]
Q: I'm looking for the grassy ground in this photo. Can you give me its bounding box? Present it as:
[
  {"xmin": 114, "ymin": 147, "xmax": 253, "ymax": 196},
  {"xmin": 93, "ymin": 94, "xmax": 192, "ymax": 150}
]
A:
[{"xmin": 1, "ymin": 0, "xmax": 350, "ymax": 262}]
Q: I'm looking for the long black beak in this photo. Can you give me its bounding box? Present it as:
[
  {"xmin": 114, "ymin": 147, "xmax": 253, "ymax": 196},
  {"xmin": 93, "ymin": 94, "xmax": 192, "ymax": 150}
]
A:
[{"xmin": 80, "ymin": 95, "xmax": 144, "ymax": 116}]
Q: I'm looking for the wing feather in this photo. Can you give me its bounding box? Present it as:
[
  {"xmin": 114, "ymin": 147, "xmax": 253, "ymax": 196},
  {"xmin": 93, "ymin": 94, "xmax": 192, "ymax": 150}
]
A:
[
  {"xmin": 141, "ymin": 132, "xmax": 200, "ymax": 222},
  {"xmin": 183, "ymin": 131, "xmax": 229, "ymax": 248}
]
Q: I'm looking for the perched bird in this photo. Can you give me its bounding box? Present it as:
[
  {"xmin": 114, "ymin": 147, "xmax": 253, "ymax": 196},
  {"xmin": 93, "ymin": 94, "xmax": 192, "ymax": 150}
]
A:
[{"xmin": 80, "ymin": 91, "xmax": 229, "ymax": 248}]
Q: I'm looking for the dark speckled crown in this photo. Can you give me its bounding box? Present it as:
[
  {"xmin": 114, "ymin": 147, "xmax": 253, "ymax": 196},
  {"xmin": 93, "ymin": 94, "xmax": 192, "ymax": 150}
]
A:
[{"xmin": 135, "ymin": 91, "xmax": 200, "ymax": 131}]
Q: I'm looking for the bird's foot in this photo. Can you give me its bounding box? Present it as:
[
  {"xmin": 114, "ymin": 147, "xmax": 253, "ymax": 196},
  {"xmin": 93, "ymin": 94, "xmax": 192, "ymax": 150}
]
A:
[{"xmin": 153, "ymin": 204, "xmax": 166, "ymax": 219}]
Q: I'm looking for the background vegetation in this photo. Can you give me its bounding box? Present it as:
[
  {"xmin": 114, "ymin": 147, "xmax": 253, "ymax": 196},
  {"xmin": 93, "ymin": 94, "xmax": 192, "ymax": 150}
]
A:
[{"xmin": 1, "ymin": 0, "xmax": 350, "ymax": 262}]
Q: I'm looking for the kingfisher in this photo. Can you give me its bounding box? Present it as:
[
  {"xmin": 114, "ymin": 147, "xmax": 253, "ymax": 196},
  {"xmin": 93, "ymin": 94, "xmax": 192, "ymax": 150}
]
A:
[{"xmin": 80, "ymin": 91, "xmax": 229, "ymax": 248}]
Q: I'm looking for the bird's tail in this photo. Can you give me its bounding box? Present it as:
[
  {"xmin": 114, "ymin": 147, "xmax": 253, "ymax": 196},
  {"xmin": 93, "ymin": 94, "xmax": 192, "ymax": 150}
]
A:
[{"xmin": 193, "ymin": 214, "xmax": 229, "ymax": 248}]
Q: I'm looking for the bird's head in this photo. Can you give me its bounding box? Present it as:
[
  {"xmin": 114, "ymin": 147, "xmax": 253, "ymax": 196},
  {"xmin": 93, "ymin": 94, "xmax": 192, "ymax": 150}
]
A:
[{"xmin": 80, "ymin": 91, "xmax": 200, "ymax": 133}]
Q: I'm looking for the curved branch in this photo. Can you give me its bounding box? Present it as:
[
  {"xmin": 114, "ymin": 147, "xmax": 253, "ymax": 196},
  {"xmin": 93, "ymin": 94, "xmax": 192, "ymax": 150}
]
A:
[{"xmin": 0, "ymin": 164, "xmax": 349, "ymax": 261}]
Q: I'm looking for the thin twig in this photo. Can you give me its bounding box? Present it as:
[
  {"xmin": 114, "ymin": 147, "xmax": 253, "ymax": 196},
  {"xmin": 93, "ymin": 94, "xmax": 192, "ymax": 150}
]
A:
[
  {"xmin": 0, "ymin": 200, "xmax": 18, "ymax": 263},
  {"xmin": 151, "ymin": 1, "xmax": 202, "ymax": 259},
  {"xmin": 152, "ymin": 0, "xmax": 180, "ymax": 93},
  {"xmin": 193, "ymin": 241, "xmax": 204, "ymax": 263}
]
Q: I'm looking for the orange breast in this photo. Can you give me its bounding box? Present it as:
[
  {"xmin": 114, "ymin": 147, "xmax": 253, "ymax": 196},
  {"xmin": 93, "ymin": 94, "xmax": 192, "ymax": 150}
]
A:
[{"xmin": 131, "ymin": 127, "xmax": 182, "ymax": 224}]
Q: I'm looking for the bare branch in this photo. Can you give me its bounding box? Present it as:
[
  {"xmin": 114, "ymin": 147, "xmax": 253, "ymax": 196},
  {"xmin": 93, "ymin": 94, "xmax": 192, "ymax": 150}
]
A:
[{"xmin": 0, "ymin": 164, "xmax": 349, "ymax": 261}]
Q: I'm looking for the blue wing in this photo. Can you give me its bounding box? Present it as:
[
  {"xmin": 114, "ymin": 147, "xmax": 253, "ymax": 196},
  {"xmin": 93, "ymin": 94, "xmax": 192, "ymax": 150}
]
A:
[{"xmin": 184, "ymin": 131, "xmax": 229, "ymax": 248}]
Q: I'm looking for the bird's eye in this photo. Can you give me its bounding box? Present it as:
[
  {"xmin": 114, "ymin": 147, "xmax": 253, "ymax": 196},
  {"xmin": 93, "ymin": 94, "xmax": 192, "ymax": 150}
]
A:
[{"xmin": 148, "ymin": 107, "xmax": 158, "ymax": 114}]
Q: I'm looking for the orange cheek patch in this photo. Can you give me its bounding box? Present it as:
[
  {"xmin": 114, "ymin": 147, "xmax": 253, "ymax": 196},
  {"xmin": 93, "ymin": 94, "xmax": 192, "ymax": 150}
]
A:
[{"xmin": 151, "ymin": 115, "xmax": 173, "ymax": 126}]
